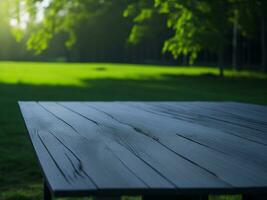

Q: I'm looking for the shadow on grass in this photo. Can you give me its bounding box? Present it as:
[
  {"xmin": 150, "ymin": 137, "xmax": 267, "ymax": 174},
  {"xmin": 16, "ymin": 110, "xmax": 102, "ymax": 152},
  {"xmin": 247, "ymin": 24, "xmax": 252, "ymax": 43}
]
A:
[
  {"xmin": 1, "ymin": 74, "xmax": 266, "ymax": 102},
  {"xmin": 0, "ymin": 74, "xmax": 266, "ymax": 200}
]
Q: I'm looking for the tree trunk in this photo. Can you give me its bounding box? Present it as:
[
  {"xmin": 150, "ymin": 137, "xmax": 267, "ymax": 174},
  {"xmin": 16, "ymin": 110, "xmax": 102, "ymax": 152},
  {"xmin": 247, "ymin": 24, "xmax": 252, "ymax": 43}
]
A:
[
  {"xmin": 65, "ymin": 47, "xmax": 71, "ymax": 62},
  {"xmin": 182, "ymin": 54, "xmax": 188, "ymax": 66},
  {"xmin": 232, "ymin": 10, "xmax": 238, "ymax": 70},
  {"xmin": 262, "ymin": 16, "xmax": 266, "ymax": 72},
  {"xmin": 246, "ymin": 39, "xmax": 251, "ymax": 69},
  {"xmin": 241, "ymin": 37, "xmax": 246, "ymax": 70},
  {"xmin": 218, "ymin": 46, "xmax": 224, "ymax": 77}
]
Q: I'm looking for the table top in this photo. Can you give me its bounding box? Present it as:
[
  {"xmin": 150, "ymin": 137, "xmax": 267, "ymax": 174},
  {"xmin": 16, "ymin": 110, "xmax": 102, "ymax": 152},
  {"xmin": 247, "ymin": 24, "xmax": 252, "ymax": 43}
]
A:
[{"xmin": 19, "ymin": 101, "xmax": 267, "ymax": 197}]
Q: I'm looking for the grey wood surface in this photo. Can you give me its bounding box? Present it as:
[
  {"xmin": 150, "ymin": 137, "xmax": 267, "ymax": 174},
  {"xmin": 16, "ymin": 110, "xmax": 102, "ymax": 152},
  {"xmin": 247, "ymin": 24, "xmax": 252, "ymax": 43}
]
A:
[{"xmin": 19, "ymin": 101, "xmax": 267, "ymax": 197}]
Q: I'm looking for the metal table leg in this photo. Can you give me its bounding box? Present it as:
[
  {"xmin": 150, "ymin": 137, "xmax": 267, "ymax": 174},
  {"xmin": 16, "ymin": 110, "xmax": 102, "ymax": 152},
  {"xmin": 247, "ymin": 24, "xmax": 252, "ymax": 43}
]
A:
[
  {"xmin": 44, "ymin": 180, "xmax": 52, "ymax": 200},
  {"xmin": 243, "ymin": 194, "xmax": 267, "ymax": 200}
]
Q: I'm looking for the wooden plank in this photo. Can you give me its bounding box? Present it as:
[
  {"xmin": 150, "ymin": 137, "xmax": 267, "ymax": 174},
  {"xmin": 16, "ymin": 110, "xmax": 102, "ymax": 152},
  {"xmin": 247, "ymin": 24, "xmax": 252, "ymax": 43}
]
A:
[
  {"xmin": 19, "ymin": 102, "xmax": 150, "ymax": 196},
  {"xmin": 76, "ymin": 102, "xmax": 267, "ymax": 187},
  {"xmin": 38, "ymin": 102, "xmax": 174, "ymax": 189},
  {"xmin": 185, "ymin": 102, "xmax": 267, "ymax": 130},
  {"xmin": 222, "ymin": 101, "xmax": 267, "ymax": 111},
  {"xmin": 150, "ymin": 102, "xmax": 267, "ymax": 141},
  {"xmin": 194, "ymin": 102, "xmax": 267, "ymax": 132},
  {"xmin": 19, "ymin": 101, "xmax": 267, "ymax": 197},
  {"xmin": 138, "ymin": 102, "xmax": 267, "ymax": 146},
  {"xmin": 132, "ymin": 102, "xmax": 267, "ymax": 164},
  {"xmin": 20, "ymin": 102, "xmax": 95, "ymax": 195},
  {"xmin": 133, "ymin": 101, "xmax": 267, "ymax": 158},
  {"xmin": 140, "ymin": 101, "xmax": 267, "ymax": 168},
  {"xmin": 60, "ymin": 102, "xmax": 231, "ymax": 189}
]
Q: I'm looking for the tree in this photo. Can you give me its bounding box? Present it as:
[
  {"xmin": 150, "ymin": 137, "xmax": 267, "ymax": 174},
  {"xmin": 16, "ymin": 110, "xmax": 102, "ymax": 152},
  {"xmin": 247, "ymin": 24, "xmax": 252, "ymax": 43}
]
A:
[
  {"xmin": 4, "ymin": 0, "xmax": 266, "ymax": 70},
  {"xmin": 228, "ymin": 0, "xmax": 267, "ymax": 71},
  {"xmin": 258, "ymin": 1, "xmax": 267, "ymax": 72},
  {"xmin": 5, "ymin": 0, "xmax": 117, "ymax": 54},
  {"xmin": 125, "ymin": 0, "xmax": 237, "ymax": 76},
  {"xmin": 232, "ymin": 9, "xmax": 238, "ymax": 70},
  {"xmin": 0, "ymin": 1, "xmax": 29, "ymax": 60}
]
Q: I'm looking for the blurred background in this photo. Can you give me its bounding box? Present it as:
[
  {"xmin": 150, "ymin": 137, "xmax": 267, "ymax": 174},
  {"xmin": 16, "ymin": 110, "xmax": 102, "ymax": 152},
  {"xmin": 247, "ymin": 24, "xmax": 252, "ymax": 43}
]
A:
[
  {"xmin": 0, "ymin": 0, "xmax": 266, "ymax": 70},
  {"xmin": 0, "ymin": 0, "xmax": 266, "ymax": 200}
]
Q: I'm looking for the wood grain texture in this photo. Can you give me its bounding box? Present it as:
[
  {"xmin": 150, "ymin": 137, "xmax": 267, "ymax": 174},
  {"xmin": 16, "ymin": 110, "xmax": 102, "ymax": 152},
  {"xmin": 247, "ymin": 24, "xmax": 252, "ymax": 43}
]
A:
[{"xmin": 19, "ymin": 101, "xmax": 267, "ymax": 197}]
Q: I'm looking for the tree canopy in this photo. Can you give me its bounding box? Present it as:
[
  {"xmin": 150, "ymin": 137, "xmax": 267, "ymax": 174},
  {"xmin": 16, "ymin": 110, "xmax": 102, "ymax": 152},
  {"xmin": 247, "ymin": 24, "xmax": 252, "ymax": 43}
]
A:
[{"xmin": 1, "ymin": 0, "xmax": 266, "ymax": 72}]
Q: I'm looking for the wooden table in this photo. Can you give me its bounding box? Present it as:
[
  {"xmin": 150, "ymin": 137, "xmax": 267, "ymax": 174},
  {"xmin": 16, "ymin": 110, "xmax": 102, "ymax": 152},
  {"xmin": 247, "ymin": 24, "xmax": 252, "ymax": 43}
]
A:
[{"xmin": 19, "ymin": 101, "xmax": 267, "ymax": 200}]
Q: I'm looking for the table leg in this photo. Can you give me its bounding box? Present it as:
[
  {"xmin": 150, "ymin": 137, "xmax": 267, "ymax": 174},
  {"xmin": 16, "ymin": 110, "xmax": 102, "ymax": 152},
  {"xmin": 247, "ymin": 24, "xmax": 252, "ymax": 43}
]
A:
[
  {"xmin": 142, "ymin": 195, "xmax": 208, "ymax": 200},
  {"xmin": 44, "ymin": 180, "xmax": 52, "ymax": 200},
  {"xmin": 242, "ymin": 194, "xmax": 267, "ymax": 200}
]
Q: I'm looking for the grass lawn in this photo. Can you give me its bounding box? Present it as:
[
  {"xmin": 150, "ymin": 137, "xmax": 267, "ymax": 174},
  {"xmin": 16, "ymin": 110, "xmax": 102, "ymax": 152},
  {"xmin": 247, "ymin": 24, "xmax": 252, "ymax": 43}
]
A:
[{"xmin": 0, "ymin": 61, "xmax": 266, "ymax": 200}]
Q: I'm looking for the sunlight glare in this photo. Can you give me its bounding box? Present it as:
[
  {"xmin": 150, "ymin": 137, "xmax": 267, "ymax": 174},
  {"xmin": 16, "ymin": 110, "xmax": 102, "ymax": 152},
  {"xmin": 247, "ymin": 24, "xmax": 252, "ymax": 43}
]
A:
[
  {"xmin": 9, "ymin": 0, "xmax": 51, "ymax": 28},
  {"xmin": 36, "ymin": 0, "xmax": 51, "ymax": 22},
  {"xmin": 9, "ymin": 1, "xmax": 29, "ymax": 29}
]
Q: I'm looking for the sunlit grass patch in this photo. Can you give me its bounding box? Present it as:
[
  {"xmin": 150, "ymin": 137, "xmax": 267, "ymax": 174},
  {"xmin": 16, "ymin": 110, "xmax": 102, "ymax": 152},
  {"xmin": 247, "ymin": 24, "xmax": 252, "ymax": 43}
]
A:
[
  {"xmin": 0, "ymin": 62, "xmax": 266, "ymax": 87},
  {"xmin": 0, "ymin": 184, "xmax": 42, "ymax": 200},
  {"xmin": 210, "ymin": 195, "xmax": 241, "ymax": 200}
]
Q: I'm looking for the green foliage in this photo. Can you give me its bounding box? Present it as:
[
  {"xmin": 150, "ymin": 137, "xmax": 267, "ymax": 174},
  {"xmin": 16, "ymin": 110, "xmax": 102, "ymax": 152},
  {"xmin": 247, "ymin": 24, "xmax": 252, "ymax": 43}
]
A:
[
  {"xmin": 134, "ymin": 8, "xmax": 153, "ymax": 23},
  {"xmin": 3, "ymin": 0, "xmax": 111, "ymax": 53},
  {"xmin": 125, "ymin": 0, "xmax": 232, "ymax": 64},
  {"xmin": 2, "ymin": 0, "xmax": 267, "ymax": 66},
  {"xmin": 128, "ymin": 25, "xmax": 148, "ymax": 44},
  {"xmin": 124, "ymin": 1, "xmax": 157, "ymax": 45},
  {"xmin": 162, "ymin": 4, "xmax": 201, "ymax": 64},
  {"xmin": 27, "ymin": 29, "xmax": 52, "ymax": 54},
  {"xmin": 124, "ymin": 0, "xmax": 266, "ymax": 65},
  {"xmin": 25, "ymin": 0, "xmax": 82, "ymax": 53}
]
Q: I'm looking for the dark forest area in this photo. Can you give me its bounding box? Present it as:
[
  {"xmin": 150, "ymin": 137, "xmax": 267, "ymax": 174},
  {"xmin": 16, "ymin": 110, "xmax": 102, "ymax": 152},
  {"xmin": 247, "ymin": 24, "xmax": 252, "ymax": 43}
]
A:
[{"xmin": 0, "ymin": 0, "xmax": 266, "ymax": 73}]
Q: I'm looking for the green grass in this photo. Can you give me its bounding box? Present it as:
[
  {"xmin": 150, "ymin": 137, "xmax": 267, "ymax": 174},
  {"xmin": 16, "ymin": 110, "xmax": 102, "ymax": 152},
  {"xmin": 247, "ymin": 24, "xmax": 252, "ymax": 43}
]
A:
[
  {"xmin": 0, "ymin": 62, "xmax": 266, "ymax": 87},
  {"xmin": 0, "ymin": 61, "xmax": 266, "ymax": 200}
]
